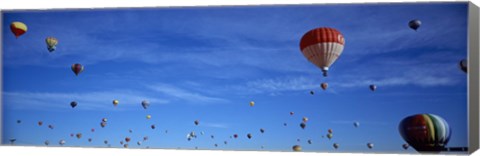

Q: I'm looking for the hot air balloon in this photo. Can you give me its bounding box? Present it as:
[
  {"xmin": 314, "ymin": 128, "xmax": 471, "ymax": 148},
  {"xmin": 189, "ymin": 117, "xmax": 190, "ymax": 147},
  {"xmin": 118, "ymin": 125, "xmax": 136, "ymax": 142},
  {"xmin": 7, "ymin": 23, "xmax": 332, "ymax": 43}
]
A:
[
  {"xmin": 300, "ymin": 122, "xmax": 306, "ymax": 129},
  {"xmin": 367, "ymin": 143, "xmax": 374, "ymax": 149},
  {"xmin": 409, "ymin": 19, "xmax": 422, "ymax": 31},
  {"xmin": 9, "ymin": 138, "xmax": 16, "ymax": 145},
  {"xmin": 100, "ymin": 122, "xmax": 107, "ymax": 128},
  {"xmin": 70, "ymin": 133, "xmax": 74, "ymax": 137},
  {"xmin": 297, "ymin": 138, "xmax": 301, "ymax": 142},
  {"xmin": 224, "ymin": 141, "xmax": 228, "ymax": 145},
  {"xmin": 327, "ymin": 133, "xmax": 333, "ymax": 140},
  {"xmin": 88, "ymin": 138, "xmax": 92, "ymax": 142},
  {"xmin": 102, "ymin": 118, "xmax": 108, "ymax": 122},
  {"xmin": 403, "ymin": 143, "xmax": 410, "ymax": 150},
  {"xmin": 211, "ymin": 135, "xmax": 215, "ymax": 139},
  {"xmin": 292, "ymin": 145, "xmax": 302, "ymax": 151},
  {"xmin": 71, "ymin": 64, "xmax": 84, "ymax": 76},
  {"xmin": 328, "ymin": 129, "xmax": 333, "ymax": 134},
  {"xmin": 194, "ymin": 120, "xmax": 199, "ymax": 125},
  {"xmin": 45, "ymin": 37, "xmax": 58, "ymax": 52},
  {"xmin": 290, "ymin": 112, "xmax": 294, "ymax": 116},
  {"xmin": 321, "ymin": 83, "xmax": 328, "ymax": 90},
  {"xmin": 460, "ymin": 59, "xmax": 467, "ymax": 73},
  {"xmin": 70, "ymin": 101, "xmax": 78, "ymax": 108},
  {"xmin": 137, "ymin": 141, "xmax": 142, "ymax": 145},
  {"xmin": 38, "ymin": 121, "xmax": 43, "ymax": 126},
  {"xmin": 104, "ymin": 140, "xmax": 109, "ymax": 144},
  {"xmin": 233, "ymin": 134, "xmax": 238, "ymax": 139},
  {"xmin": 91, "ymin": 128, "xmax": 95, "ymax": 132},
  {"xmin": 284, "ymin": 123, "xmax": 288, "ymax": 126},
  {"xmin": 125, "ymin": 137, "xmax": 131, "ymax": 142},
  {"xmin": 141, "ymin": 100, "xmax": 150, "ymax": 109},
  {"xmin": 333, "ymin": 143, "xmax": 339, "ymax": 149},
  {"xmin": 214, "ymin": 144, "xmax": 218, "ymax": 147},
  {"xmin": 146, "ymin": 115, "xmax": 151, "ymax": 119},
  {"xmin": 10, "ymin": 22, "xmax": 27, "ymax": 38},
  {"xmin": 16, "ymin": 120, "xmax": 21, "ymax": 124},
  {"xmin": 48, "ymin": 125, "xmax": 54, "ymax": 129},
  {"xmin": 124, "ymin": 144, "xmax": 128, "ymax": 148},
  {"xmin": 129, "ymin": 129, "xmax": 133, "ymax": 133},
  {"xmin": 76, "ymin": 133, "xmax": 82, "ymax": 139},
  {"xmin": 143, "ymin": 136, "xmax": 149, "ymax": 141},
  {"xmin": 302, "ymin": 117, "xmax": 309, "ymax": 123},
  {"xmin": 120, "ymin": 141, "xmax": 124, "ymax": 145},
  {"xmin": 300, "ymin": 27, "xmax": 345, "ymax": 77},
  {"xmin": 354, "ymin": 121, "xmax": 360, "ymax": 128},
  {"xmin": 113, "ymin": 100, "xmax": 119, "ymax": 107},
  {"xmin": 151, "ymin": 124, "xmax": 156, "ymax": 129},
  {"xmin": 310, "ymin": 90, "xmax": 315, "ymax": 95},
  {"xmin": 308, "ymin": 139, "xmax": 312, "ymax": 144},
  {"xmin": 260, "ymin": 128, "xmax": 265, "ymax": 133},
  {"xmin": 44, "ymin": 140, "xmax": 50, "ymax": 146},
  {"xmin": 398, "ymin": 114, "xmax": 451, "ymax": 153},
  {"xmin": 200, "ymin": 131, "xmax": 205, "ymax": 135},
  {"xmin": 249, "ymin": 101, "xmax": 255, "ymax": 107},
  {"xmin": 369, "ymin": 84, "xmax": 377, "ymax": 91},
  {"xmin": 59, "ymin": 140, "xmax": 66, "ymax": 146},
  {"xmin": 247, "ymin": 133, "xmax": 252, "ymax": 139}
]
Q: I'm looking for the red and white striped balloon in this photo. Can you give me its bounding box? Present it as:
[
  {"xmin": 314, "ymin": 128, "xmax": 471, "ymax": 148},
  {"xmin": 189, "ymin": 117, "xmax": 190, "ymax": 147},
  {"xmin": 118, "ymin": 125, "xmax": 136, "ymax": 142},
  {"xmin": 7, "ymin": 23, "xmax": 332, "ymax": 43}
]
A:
[{"xmin": 300, "ymin": 27, "xmax": 345, "ymax": 77}]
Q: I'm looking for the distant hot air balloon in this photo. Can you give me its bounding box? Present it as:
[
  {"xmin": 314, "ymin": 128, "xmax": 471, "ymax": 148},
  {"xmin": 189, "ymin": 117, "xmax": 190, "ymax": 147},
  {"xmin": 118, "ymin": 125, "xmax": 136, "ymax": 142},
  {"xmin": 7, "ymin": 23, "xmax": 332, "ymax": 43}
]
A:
[
  {"xmin": 100, "ymin": 122, "xmax": 107, "ymax": 128},
  {"xmin": 369, "ymin": 84, "xmax": 377, "ymax": 91},
  {"xmin": 211, "ymin": 135, "xmax": 215, "ymax": 139},
  {"xmin": 120, "ymin": 141, "xmax": 124, "ymax": 145},
  {"xmin": 146, "ymin": 115, "xmax": 151, "ymax": 119},
  {"xmin": 76, "ymin": 133, "xmax": 82, "ymax": 139},
  {"xmin": 300, "ymin": 122, "xmax": 306, "ymax": 129},
  {"xmin": 45, "ymin": 37, "xmax": 58, "ymax": 52},
  {"xmin": 194, "ymin": 120, "xmax": 199, "ymax": 126},
  {"xmin": 113, "ymin": 100, "xmax": 119, "ymax": 107},
  {"xmin": 300, "ymin": 27, "xmax": 345, "ymax": 77},
  {"xmin": 70, "ymin": 133, "xmax": 74, "ymax": 137},
  {"xmin": 70, "ymin": 101, "xmax": 78, "ymax": 108},
  {"xmin": 129, "ymin": 129, "xmax": 133, "ymax": 133},
  {"xmin": 310, "ymin": 90, "xmax": 315, "ymax": 95},
  {"xmin": 354, "ymin": 121, "xmax": 360, "ymax": 128},
  {"xmin": 125, "ymin": 137, "xmax": 131, "ymax": 142},
  {"xmin": 71, "ymin": 64, "xmax": 84, "ymax": 76},
  {"xmin": 124, "ymin": 144, "xmax": 128, "ymax": 148},
  {"xmin": 224, "ymin": 141, "xmax": 228, "ymax": 145},
  {"xmin": 48, "ymin": 125, "xmax": 54, "ymax": 129},
  {"xmin": 88, "ymin": 138, "xmax": 92, "ymax": 142},
  {"xmin": 292, "ymin": 145, "xmax": 302, "ymax": 151},
  {"xmin": 328, "ymin": 129, "xmax": 333, "ymax": 134},
  {"xmin": 284, "ymin": 123, "xmax": 288, "ymax": 126},
  {"xmin": 137, "ymin": 141, "xmax": 142, "ymax": 146},
  {"xmin": 233, "ymin": 134, "xmax": 238, "ymax": 139},
  {"xmin": 260, "ymin": 128, "xmax": 265, "ymax": 133},
  {"xmin": 214, "ymin": 144, "xmax": 218, "ymax": 147},
  {"xmin": 200, "ymin": 131, "xmax": 205, "ymax": 135},
  {"xmin": 44, "ymin": 140, "xmax": 50, "ymax": 146},
  {"xmin": 403, "ymin": 143, "xmax": 410, "ymax": 150},
  {"xmin": 308, "ymin": 139, "xmax": 312, "ymax": 144},
  {"xmin": 398, "ymin": 114, "xmax": 451, "ymax": 153},
  {"xmin": 302, "ymin": 117, "xmax": 309, "ymax": 123},
  {"xmin": 143, "ymin": 136, "xmax": 149, "ymax": 141},
  {"xmin": 91, "ymin": 128, "xmax": 95, "ymax": 132},
  {"xmin": 321, "ymin": 83, "xmax": 328, "ymax": 90},
  {"xmin": 333, "ymin": 143, "xmax": 339, "ymax": 149},
  {"xmin": 59, "ymin": 139, "xmax": 66, "ymax": 146},
  {"xmin": 460, "ymin": 59, "xmax": 467, "ymax": 73},
  {"xmin": 367, "ymin": 143, "xmax": 374, "ymax": 149},
  {"xmin": 17, "ymin": 120, "xmax": 21, "ymax": 124},
  {"xmin": 9, "ymin": 138, "xmax": 16, "ymax": 145},
  {"xmin": 247, "ymin": 133, "xmax": 252, "ymax": 139},
  {"xmin": 290, "ymin": 112, "xmax": 294, "ymax": 116},
  {"xmin": 102, "ymin": 118, "xmax": 108, "ymax": 122},
  {"xmin": 104, "ymin": 140, "xmax": 108, "ymax": 144},
  {"xmin": 409, "ymin": 19, "xmax": 422, "ymax": 31},
  {"xmin": 249, "ymin": 101, "xmax": 255, "ymax": 107},
  {"xmin": 38, "ymin": 121, "xmax": 43, "ymax": 126},
  {"xmin": 151, "ymin": 124, "xmax": 156, "ymax": 129},
  {"xmin": 10, "ymin": 22, "xmax": 27, "ymax": 38},
  {"xmin": 141, "ymin": 100, "xmax": 150, "ymax": 109},
  {"xmin": 327, "ymin": 133, "xmax": 333, "ymax": 140}
]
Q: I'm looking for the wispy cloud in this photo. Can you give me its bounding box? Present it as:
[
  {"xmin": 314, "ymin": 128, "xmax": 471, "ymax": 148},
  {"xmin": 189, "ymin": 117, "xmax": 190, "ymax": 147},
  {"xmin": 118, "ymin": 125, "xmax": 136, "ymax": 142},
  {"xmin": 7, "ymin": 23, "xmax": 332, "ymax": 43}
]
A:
[
  {"xmin": 3, "ymin": 90, "xmax": 169, "ymax": 111},
  {"xmin": 200, "ymin": 122, "xmax": 229, "ymax": 129},
  {"xmin": 146, "ymin": 83, "xmax": 230, "ymax": 105}
]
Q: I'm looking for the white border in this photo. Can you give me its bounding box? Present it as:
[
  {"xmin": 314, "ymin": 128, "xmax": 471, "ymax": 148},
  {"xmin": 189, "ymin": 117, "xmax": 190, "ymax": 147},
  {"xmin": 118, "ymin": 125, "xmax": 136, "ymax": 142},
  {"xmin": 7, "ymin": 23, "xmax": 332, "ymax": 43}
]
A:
[{"xmin": 0, "ymin": 0, "xmax": 478, "ymax": 156}]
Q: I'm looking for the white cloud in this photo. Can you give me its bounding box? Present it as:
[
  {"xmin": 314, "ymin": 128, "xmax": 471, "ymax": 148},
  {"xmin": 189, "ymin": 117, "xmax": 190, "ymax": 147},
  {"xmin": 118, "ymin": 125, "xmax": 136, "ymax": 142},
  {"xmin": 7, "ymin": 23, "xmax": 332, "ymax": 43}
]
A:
[{"xmin": 146, "ymin": 83, "xmax": 230, "ymax": 105}]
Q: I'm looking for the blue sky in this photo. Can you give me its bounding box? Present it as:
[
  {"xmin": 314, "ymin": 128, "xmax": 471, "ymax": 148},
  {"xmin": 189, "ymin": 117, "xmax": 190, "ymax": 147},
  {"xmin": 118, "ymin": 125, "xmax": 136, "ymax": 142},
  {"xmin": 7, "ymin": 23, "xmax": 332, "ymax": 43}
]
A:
[{"xmin": 2, "ymin": 2, "xmax": 469, "ymax": 154}]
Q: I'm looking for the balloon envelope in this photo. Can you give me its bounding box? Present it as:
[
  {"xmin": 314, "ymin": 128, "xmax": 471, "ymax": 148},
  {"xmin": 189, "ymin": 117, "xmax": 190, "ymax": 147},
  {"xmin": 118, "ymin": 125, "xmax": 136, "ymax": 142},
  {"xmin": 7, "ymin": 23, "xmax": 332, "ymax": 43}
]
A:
[
  {"xmin": 398, "ymin": 114, "xmax": 451, "ymax": 153},
  {"xmin": 409, "ymin": 19, "xmax": 422, "ymax": 31},
  {"xmin": 292, "ymin": 145, "xmax": 302, "ymax": 151},
  {"xmin": 45, "ymin": 37, "xmax": 58, "ymax": 52},
  {"xmin": 71, "ymin": 64, "xmax": 84, "ymax": 76},
  {"xmin": 460, "ymin": 59, "xmax": 467, "ymax": 73},
  {"xmin": 10, "ymin": 22, "xmax": 27, "ymax": 38}
]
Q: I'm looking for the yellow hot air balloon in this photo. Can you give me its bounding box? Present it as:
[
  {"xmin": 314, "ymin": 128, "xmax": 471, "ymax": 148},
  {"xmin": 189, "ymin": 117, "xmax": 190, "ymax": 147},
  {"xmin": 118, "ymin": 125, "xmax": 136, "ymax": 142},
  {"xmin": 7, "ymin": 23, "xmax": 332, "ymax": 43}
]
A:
[
  {"xmin": 292, "ymin": 145, "xmax": 302, "ymax": 151},
  {"xmin": 113, "ymin": 100, "xmax": 119, "ymax": 107},
  {"xmin": 10, "ymin": 22, "xmax": 27, "ymax": 38},
  {"xmin": 146, "ymin": 115, "xmax": 151, "ymax": 119},
  {"xmin": 302, "ymin": 117, "xmax": 309, "ymax": 123},
  {"xmin": 249, "ymin": 101, "xmax": 255, "ymax": 107},
  {"xmin": 45, "ymin": 37, "xmax": 58, "ymax": 52}
]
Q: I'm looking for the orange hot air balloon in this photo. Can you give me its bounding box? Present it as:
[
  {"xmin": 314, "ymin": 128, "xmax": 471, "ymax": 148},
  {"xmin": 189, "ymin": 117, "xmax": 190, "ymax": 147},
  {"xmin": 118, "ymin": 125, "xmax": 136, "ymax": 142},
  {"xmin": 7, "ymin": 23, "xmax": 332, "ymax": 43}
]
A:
[
  {"xmin": 321, "ymin": 83, "xmax": 328, "ymax": 90},
  {"xmin": 10, "ymin": 22, "xmax": 27, "ymax": 38},
  {"xmin": 300, "ymin": 27, "xmax": 345, "ymax": 77}
]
